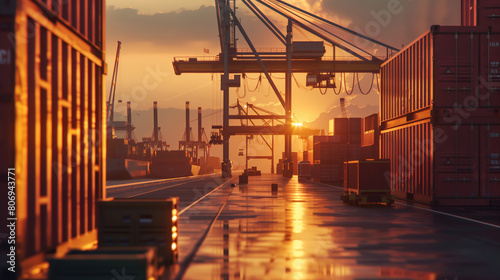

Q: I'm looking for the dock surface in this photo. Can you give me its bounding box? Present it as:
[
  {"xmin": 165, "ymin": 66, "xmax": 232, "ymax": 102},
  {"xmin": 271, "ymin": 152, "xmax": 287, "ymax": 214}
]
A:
[{"xmin": 107, "ymin": 174, "xmax": 500, "ymax": 280}]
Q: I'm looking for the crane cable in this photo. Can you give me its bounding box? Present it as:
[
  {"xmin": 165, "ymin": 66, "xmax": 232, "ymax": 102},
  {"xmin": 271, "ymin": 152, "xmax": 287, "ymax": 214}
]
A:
[
  {"xmin": 356, "ymin": 73, "xmax": 375, "ymax": 95},
  {"xmin": 333, "ymin": 73, "xmax": 342, "ymax": 95},
  {"xmin": 375, "ymin": 73, "xmax": 381, "ymax": 93},
  {"xmin": 343, "ymin": 73, "xmax": 355, "ymax": 95}
]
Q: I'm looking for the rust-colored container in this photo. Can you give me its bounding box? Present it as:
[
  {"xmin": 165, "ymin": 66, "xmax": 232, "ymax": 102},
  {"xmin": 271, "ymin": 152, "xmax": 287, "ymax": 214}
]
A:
[
  {"xmin": 312, "ymin": 142, "xmax": 348, "ymax": 164},
  {"xmin": 381, "ymin": 25, "xmax": 500, "ymax": 128},
  {"xmin": 381, "ymin": 120, "xmax": 500, "ymax": 205},
  {"xmin": 361, "ymin": 145, "xmax": 379, "ymax": 160},
  {"xmin": 462, "ymin": 0, "xmax": 500, "ymax": 27},
  {"xmin": 362, "ymin": 113, "xmax": 379, "ymax": 147},
  {"xmin": 312, "ymin": 164, "xmax": 343, "ymax": 183},
  {"xmin": 329, "ymin": 118, "xmax": 362, "ymax": 144},
  {"xmin": 0, "ymin": 0, "xmax": 106, "ymax": 273},
  {"xmin": 344, "ymin": 160, "xmax": 391, "ymax": 192}
]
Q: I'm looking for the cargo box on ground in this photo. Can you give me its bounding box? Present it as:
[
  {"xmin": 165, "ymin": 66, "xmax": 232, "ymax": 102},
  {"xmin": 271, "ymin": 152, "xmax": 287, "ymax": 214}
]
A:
[
  {"xmin": 342, "ymin": 160, "xmax": 394, "ymax": 205},
  {"xmin": 312, "ymin": 142, "xmax": 348, "ymax": 164},
  {"xmin": 48, "ymin": 247, "xmax": 157, "ymax": 280},
  {"xmin": 98, "ymin": 198, "xmax": 179, "ymax": 264},
  {"xmin": 312, "ymin": 164, "xmax": 343, "ymax": 184}
]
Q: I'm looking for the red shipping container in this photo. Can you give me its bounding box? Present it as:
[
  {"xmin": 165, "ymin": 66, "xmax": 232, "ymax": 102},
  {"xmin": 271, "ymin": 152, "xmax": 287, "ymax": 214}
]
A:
[
  {"xmin": 361, "ymin": 145, "xmax": 379, "ymax": 160},
  {"xmin": 344, "ymin": 160, "xmax": 391, "ymax": 192},
  {"xmin": 362, "ymin": 113, "xmax": 380, "ymax": 147},
  {"xmin": 462, "ymin": 0, "xmax": 500, "ymax": 27},
  {"xmin": 312, "ymin": 142, "xmax": 348, "ymax": 164},
  {"xmin": 381, "ymin": 25, "xmax": 500, "ymax": 127},
  {"xmin": 307, "ymin": 135, "xmax": 342, "ymax": 150},
  {"xmin": 312, "ymin": 164, "xmax": 343, "ymax": 183},
  {"xmin": 381, "ymin": 119, "xmax": 500, "ymax": 205}
]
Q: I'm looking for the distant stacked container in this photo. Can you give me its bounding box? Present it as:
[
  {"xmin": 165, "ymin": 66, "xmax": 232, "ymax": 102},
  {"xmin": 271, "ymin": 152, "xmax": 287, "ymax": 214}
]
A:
[
  {"xmin": 361, "ymin": 113, "xmax": 380, "ymax": 160},
  {"xmin": 309, "ymin": 118, "xmax": 363, "ymax": 183},
  {"xmin": 380, "ymin": 20, "xmax": 500, "ymax": 205}
]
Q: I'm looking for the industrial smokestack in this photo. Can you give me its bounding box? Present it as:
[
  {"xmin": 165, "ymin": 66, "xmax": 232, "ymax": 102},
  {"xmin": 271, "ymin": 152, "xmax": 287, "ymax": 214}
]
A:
[
  {"xmin": 198, "ymin": 107, "xmax": 202, "ymax": 143},
  {"xmin": 153, "ymin": 101, "xmax": 158, "ymax": 142},
  {"xmin": 127, "ymin": 101, "xmax": 132, "ymax": 140},
  {"xmin": 186, "ymin": 102, "xmax": 190, "ymax": 143}
]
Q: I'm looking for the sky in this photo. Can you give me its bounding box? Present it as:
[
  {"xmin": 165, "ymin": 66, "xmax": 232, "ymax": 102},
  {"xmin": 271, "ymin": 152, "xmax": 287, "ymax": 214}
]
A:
[{"xmin": 105, "ymin": 0, "xmax": 460, "ymax": 170}]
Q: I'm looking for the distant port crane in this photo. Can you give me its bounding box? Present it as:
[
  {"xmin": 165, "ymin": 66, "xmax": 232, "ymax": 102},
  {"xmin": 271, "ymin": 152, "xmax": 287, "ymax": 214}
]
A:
[{"xmin": 172, "ymin": 0, "xmax": 399, "ymax": 177}]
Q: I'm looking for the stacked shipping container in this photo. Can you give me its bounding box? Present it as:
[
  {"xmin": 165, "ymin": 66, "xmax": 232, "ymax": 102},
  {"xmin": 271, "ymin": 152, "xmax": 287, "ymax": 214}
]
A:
[
  {"xmin": 361, "ymin": 113, "xmax": 380, "ymax": 160},
  {"xmin": 0, "ymin": 0, "xmax": 106, "ymax": 276},
  {"xmin": 380, "ymin": 20, "xmax": 500, "ymax": 205},
  {"xmin": 462, "ymin": 0, "xmax": 500, "ymax": 27},
  {"xmin": 307, "ymin": 118, "xmax": 362, "ymax": 183}
]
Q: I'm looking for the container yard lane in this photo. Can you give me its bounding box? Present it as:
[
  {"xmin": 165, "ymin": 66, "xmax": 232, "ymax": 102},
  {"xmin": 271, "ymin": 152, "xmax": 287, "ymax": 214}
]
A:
[
  {"xmin": 106, "ymin": 174, "xmax": 500, "ymax": 280},
  {"xmin": 180, "ymin": 174, "xmax": 499, "ymax": 280}
]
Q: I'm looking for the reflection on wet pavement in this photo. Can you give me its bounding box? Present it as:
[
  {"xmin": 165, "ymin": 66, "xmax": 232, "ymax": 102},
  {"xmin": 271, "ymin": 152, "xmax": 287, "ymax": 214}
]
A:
[{"xmin": 183, "ymin": 174, "xmax": 500, "ymax": 280}]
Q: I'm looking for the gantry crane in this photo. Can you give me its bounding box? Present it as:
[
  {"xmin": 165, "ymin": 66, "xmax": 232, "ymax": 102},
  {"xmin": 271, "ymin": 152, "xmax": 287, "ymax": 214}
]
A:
[
  {"xmin": 172, "ymin": 0, "xmax": 399, "ymax": 178},
  {"xmin": 107, "ymin": 41, "xmax": 121, "ymax": 139}
]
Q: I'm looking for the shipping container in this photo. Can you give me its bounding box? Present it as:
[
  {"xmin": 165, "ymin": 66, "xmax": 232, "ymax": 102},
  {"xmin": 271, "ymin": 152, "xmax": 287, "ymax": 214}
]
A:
[
  {"xmin": 381, "ymin": 120, "xmax": 500, "ymax": 205},
  {"xmin": 462, "ymin": 0, "xmax": 500, "ymax": 27},
  {"xmin": 362, "ymin": 113, "xmax": 379, "ymax": 147},
  {"xmin": 328, "ymin": 118, "xmax": 362, "ymax": 144},
  {"xmin": 312, "ymin": 142, "xmax": 348, "ymax": 164},
  {"xmin": 298, "ymin": 161, "xmax": 312, "ymax": 180},
  {"xmin": 361, "ymin": 145, "xmax": 379, "ymax": 160},
  {"xmin": 381, "ymin": 25, "xmax": 500, "ymax": 128},
  {"xmin": 312, "ymin": 164, "xmax": 343, "ymax": 184},
  {"xmin": 0, "ymin": 0, "xmax": 106, "ymax": 277},
  {"xmin": 48, "ymin": 247, "xmax": 158, "ymax": 280},
  {"xmin": 98, "ymin": 198, "xmax": 179, "ymax": 265},
  {"xmin": 342, "ymin": 160, "xmax": 394, "ymax": 205}
]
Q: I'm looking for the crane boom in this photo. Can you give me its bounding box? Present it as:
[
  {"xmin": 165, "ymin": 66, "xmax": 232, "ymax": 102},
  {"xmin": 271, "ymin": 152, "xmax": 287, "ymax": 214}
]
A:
[{"xmin": 107, "ymin": 41, "xmax": 122, "ymax": 123}]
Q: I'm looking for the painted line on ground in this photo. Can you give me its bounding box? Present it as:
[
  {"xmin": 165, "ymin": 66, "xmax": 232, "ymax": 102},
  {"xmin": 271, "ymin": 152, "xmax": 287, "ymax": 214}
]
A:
[
  {"xmin": 314, "ymin": 179, "xmax": 500, "ymax": 229},
  {"xmin": 395, "ymin": 202, "xmax": 500, "ymax": 229},
  {"xmin": 179, "ymin": 176, "xmax": 237, "ymax": 216},
  {"xmin": 107, "ymin": 173, "xmax": 220, "ymax": 190},
  {"xmin": 126, "ymin": 177, "xmax": 208, "ymax": 198},
  {"xmin": 174, "ymin": 177, "xmax": 237, "ymax": 280}
]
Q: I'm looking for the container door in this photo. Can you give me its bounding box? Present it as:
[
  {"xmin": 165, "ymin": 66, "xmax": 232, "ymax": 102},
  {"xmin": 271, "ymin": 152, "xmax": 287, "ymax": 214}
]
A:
[
  {"xmin": 480, "ymin": 124, "xmax": 500, "ymax": 198},
  {"xmin": 433, "ymin": 30, "xmax": 480, "ymax": 108},
  {"xmin": 480, "ymin": 31, "xmax": 500, "ymax": 109},
  {"xmin": 434, "ymin": 124, "xmax": 480, "ymax": 199}
]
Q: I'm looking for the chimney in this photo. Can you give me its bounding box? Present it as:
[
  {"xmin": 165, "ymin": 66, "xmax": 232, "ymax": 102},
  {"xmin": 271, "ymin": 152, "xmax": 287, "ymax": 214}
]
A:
[
  {"xmin": 127, "ymin": 101, "xmax": 132, "ymax": 140},
  {"xmin": 186, "ymin": 102, "xmax": 190, "ymax": 143},
  {"xmin": 153, "ymin": 101, "xmax": 158, "ymax": 142},
  {"xmin": 198, "ymin": 107, "xmax": 202, "ymax": 143}
]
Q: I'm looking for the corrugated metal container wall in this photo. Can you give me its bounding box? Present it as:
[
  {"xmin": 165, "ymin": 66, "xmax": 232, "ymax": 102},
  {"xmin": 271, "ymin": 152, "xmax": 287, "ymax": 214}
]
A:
[
  {"xmin": 381, "ymin": 120, "xmax": 500, "ymax": 205},
  {"xmin": 344, "ymin": 160, "xmax": 391, "ymax": 192},
  {"xmin": 381, "ymin": 25, "xmax": 500, "ymax": 128},
  {"xmin": 1, "ymin": 0, "xmax": 106, "ymax": 273},
  {"xmin": 362, "ymin": 114, "xmax": 379, "ymax": 146},
  {"xmin": 462, "ymin": 0, "xmax": 500, "ymax": 27}
]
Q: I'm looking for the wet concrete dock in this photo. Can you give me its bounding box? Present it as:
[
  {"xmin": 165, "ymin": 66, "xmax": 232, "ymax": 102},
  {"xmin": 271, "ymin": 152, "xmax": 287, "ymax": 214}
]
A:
[{"xmin": 107, "ymin": 174, "xmax": 500, "ymax": 280}]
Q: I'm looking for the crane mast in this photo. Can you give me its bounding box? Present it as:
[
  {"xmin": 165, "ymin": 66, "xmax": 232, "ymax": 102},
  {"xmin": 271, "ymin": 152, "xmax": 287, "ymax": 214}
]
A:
[{"xmin": 107, "ymin": 41, "xmax": 122, "ymax": 138}]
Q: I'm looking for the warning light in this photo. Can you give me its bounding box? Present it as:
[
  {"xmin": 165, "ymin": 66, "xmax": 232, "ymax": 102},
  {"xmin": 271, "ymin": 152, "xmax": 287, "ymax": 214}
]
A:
[
  {"xmin": 172, "ymin": 226, "xmax": 177, "ymax": 232},
  {"xmin": 172, "ymin": 232, "xmax": 178, "ymax": 239},
  {"xmin": 171, "ymin": 242, "xmax": 177, "ymax": 251}
]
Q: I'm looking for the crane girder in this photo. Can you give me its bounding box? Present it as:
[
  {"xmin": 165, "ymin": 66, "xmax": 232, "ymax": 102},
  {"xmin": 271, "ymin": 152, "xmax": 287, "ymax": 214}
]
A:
[
  {"xmin": 225, "ymin": 125, "xmax": 319, "ymax": 136},
  {"xmin": 173, "ymin": 58, "xmax": 382, "ymax": 75}
]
